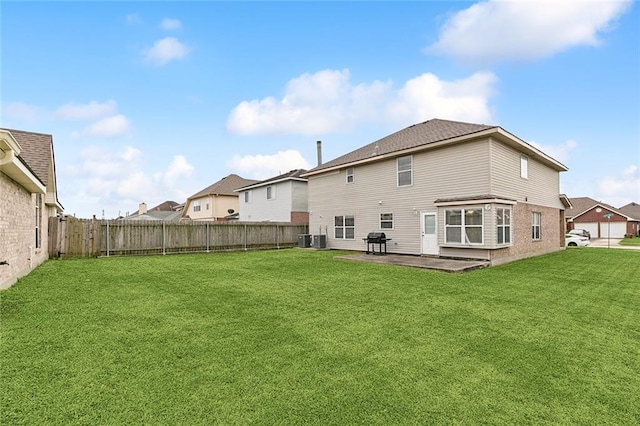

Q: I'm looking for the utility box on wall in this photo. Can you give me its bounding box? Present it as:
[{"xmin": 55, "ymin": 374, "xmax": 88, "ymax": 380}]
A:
[
  {"xmin": 313, "ymin": 235, "xmax": 326, "ymax": 249},
  {"xmin": 298, "ymin": 234, "xmax": 312, "ymax": 248}
]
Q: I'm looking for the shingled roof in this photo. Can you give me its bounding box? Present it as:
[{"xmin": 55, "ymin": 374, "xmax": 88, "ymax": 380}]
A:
[
  {"xmin": 3, "ymin": 128, "xmax": 54, "ymax": 186},
  {"xmin": 306, "ymin": 119, "xmax": 496, "ymax": 174},
  {"xmin": 235, "ymin": 169, "xmax": 308, "ymax": 191},
  {"xmin": 187, "ymin": 174, "xmax": 260, "ymax": 199},
  {"xmin": 567, "ymin": 196, "xmax": 633, "ymax": 220},
  {"xmin": 618, "ymin": 202, "xmax": 640, "ymax": 221}
]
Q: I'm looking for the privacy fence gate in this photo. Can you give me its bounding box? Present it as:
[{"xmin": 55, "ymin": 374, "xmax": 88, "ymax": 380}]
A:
[{"xmin": 49, "ymin": 217, "xmax": 309, "ymax": 258}]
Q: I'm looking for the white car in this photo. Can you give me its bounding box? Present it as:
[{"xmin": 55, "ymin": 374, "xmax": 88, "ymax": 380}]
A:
[{"xmin": 566, "ymin": 234, "xmax": 590, "ymax": 247}]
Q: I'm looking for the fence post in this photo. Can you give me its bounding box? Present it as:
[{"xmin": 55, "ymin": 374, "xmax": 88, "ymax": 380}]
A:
[
  {"xmin": 244, "ymin": 224, "xmax": 247, "ymax": 251},
  {"xmin": 162, "ymin": 221, "xmax": 166, "ymax": 255},
  {"xmin": 276, "ymin": 224, "xmax": 280, "ymax": 249},
  {"xmin": 106, "ymin": 220, "xmax": 110, "ymax": 257},
  {"xmin": 206, "ymin": 222, "xmax": 210, "ymax": 252}
]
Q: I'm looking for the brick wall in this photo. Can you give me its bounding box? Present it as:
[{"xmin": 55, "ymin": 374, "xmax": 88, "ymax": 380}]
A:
[
  {"xmin": 290, "ymin": 211, "xmax": 309, "ymax": 223},
  {"xmin": 0, "ymin": 173, "xmax": 49, "ymax": 289},
  {"xmin": 490, "ymin": 203, "xmax": 564, "ymax": 265}
]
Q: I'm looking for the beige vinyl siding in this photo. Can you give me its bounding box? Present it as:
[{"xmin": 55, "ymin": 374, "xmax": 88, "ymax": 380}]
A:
[
  {"xmin": 489, "ymin": 139, "xmax": 563, "ymax": 209},
  {"xmin": 308, "ymin": 139, "xmax": 493, "ymax": 254}
]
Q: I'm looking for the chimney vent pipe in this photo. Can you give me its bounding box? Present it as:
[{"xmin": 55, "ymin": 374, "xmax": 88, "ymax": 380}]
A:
[{"xmin": 316, "ymin": 140, "xmax": 322, "ymax": 166}]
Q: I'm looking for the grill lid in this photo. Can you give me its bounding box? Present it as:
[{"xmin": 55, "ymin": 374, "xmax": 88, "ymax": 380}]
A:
[{"xmin": 366, "ymin": 232, "xmax": 387, "ymax": 241}]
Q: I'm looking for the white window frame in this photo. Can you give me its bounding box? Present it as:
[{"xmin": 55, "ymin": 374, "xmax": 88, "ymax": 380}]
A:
[
  {"xmin": 497, "ymin": 207, "xmax": 512, "ymax": 245},
  {"xmin": 346, "ymin": 167, "xmax": 354, "ymax": 184},
  {"xmin": 445, "ymin": 208, "xmax": 484, "ymax": 245},
  {"xmin": 397, "ymin": 155, "xmax": 413, "ymax": 187},
  {"xmin": 267, "ymin": 186, "xmax": 276, "ymax": 200},
  {"xmin": 521, "ymin": 154, "xmax": 528, "ymax": 179},
  {"xmin": 334, "ymin": 215, "xmax": 355, "ymax": 240},
  {"xmin": 380, "ymin": 213, "xmax": 393, "ymax": 230},
  {"xmin": 532, "ymin": 212, "xmax": 541, "ymax": 240},
  {"xmin": 193, "ymin": 200, "xmax": 201, "ymax": 212},
  {"xmin": 205, "ymin": 201, "xmax": 210, "ymax": 210},
  {"xmin": 244, "ymin": 191, "xmax": 252, "ymax": 203}
]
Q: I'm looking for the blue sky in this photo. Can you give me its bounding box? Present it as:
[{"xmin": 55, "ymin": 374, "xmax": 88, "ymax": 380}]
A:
[{"xmin": 2, "ymin": 1, "xmax": 638, "ymax": 218}]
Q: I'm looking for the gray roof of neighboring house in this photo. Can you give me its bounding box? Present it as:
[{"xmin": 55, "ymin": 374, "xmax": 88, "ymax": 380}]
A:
[
  {"xmin": 567, "ymin": 196, "xmax": 633, "ymax": 220},
  {"xmin": 3, "ymin": 128, "xmax": 54, "ymax": 186},
  {"xmin": 619, "ymin": 202, "xmax": 640, "ymax": 220},
  {"xmin": 188, "ymin": 174, "xmax": 260, "ymax": 199},
  {"xmin": 235, "ymin": 169, "xmax": 308, "ymax": 191},
  {"xmin": 126, "ymin": 210, "xmax": 183, "ymax": 222},
  {"xmin": 306, "ymin": 119, "xmax": 496, "ymax": 174}
]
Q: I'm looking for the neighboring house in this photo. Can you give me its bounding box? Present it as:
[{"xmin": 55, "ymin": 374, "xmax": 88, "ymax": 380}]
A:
[
  {"xmin": 235, "ymin": 169, "xmax": 309, "ymax": 223},
  {"xmin": 567, "ymin": 197, "xmax": 639, "ymax": 238},
  {"xmin": 124, "ymin": 201, "xmax": 183, "ymax": 222},
  {"xmin": 1, "ymin": 128, "xmax": 63, "ymax": 289},
  {"xmin": 182, "ymin": 174, "xmax": 259, "ymax": 221},
  {"xmin": 303, "ymin": 118, "xmax": 570, "ymax": 265},
  {"xmin": 619, "ymin": 202, "xmax": 640, "ymax": 236}
]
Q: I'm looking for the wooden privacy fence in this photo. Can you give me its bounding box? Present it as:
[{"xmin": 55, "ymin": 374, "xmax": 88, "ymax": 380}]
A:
[{"xmin": 49, "ymin": 217, "xmax": 309, "ymax": 258}]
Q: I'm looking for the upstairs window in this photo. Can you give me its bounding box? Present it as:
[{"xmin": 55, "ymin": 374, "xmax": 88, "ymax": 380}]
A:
[
  {"xmin": 266, "ymin": 186, "xmax": 275, "ymax": 200},
  {"xmin": 532, "ymin": 212, "xmax": 541, "ymax": 240},
  {"xmin": 193, "ymin": 200, "xmax": 201, "ymax": 212},
  {"xmin": 397, "ymin": 156, "xmax": 413, "ymax": 187},
  {"xmin": 244, "ymin": 191, "xmax": 252, "ymax": 203},
  {"xmin": 521, "ymin": 154, "xmax": 528, "ymax": 179},
  {"xmin": 380, "ymin": 213, "xmax": 393, "ymax": 230},
  {"xmin": 334, "ymin": 215, "xmax": 355, "ymax": 240},
  {"xmin": 497, "ymin": 207, "xmax": 512, "ymax": 245},
  {"xmin": 346, "ymin": 167, "xmax": 354, "ymax": 184}
]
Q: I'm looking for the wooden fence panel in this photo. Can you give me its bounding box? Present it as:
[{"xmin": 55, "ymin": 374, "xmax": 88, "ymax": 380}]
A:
[{"xmin": 50, "ymin": 217, "xmax": 308, "ymax": 258}]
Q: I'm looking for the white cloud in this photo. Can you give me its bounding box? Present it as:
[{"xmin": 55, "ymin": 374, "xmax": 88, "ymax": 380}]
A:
[
  {"xmin": 594, "ymin": 165, "xmax": 640, "ymax": 206},
  {"xmin": 426, "ymin": 0, "xmax": 632, "ymax": 65},
  {"xmin": 226, "ymin": 150, "xmax": 312, "ymax": 180},
  {"xmin": 227, "ymin": 69, "xmax": 496, "ymax": 135},
  {"xmin": 56, "ymin": 100, "xmax": 118, "ymax": 121},
  {"xmin": 143, "ymin": 37, "xmax": 189, "ymax": 66},
  {"xmin": 64, "ymin": 146, "xmax": 196, "ymax": 218},
  {"xmin": 2, "ymin": 102, "xmax": 47, "ymax": 122},
  {"xmin": 73, "ymin": 114, "xmax": 132, "ymax": 138},
  {"xmin": 386, "ymin": 71, "xmax": 496, "ymax": 125},
  {"xmin": 160, "ymin": 18, "xmax": 182, "ymax": 31},
  {"xmin": 163, "ymin": 155, "xmax": 194, "ymax": 185},
  {"xmin": 530, "ymin": 139, "xmax": 578, "ymax": 164}
]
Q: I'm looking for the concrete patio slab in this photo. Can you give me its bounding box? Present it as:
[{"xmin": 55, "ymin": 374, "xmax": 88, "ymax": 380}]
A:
[{"xmin": 335, "ymin": 253, "xmax": 490, "ymax": 273}]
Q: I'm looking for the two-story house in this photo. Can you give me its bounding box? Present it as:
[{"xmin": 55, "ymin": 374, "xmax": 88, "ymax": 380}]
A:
[
  {"xmin": 181, "ymin": 174, "xmax": 259, "ymax": 221},
  {"xmin": 303, "ymin": 119, "xmax": 570, "ymax": 265},
  {"xmin": 235, "ymin": 169, "xmax": 309, "ymax": 223}
]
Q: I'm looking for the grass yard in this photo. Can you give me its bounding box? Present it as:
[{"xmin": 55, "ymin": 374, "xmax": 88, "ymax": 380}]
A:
[
  {"xmin": 2, "ymin": 248, "xmax": 639, "ymax": 425},
  {"xmin": 620, "ymin": 237, "xmax": 640, "ymax": 246}
]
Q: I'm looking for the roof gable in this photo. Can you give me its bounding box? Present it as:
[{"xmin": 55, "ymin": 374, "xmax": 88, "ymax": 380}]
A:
[
  {"xmin": 3, "ymin": 128, "xmax": 53, "ymax": 186},
  {"xmin": 568, "ymin": 196, "xmax": 635, "ymax": 221},
  {"xmin": 618, "ymin": 202, "xmax": 640, "ymax": 221},
  {"xmin": 188, "ymin": 174, "xmax": 260, "ymax": 199},
  {"xmin": 235, "ymin": 169, "xmax": 308, "ymax": 191},
  {"xmin": 307, "ymin": 119, "xmax": 495, "ymax": 174}
]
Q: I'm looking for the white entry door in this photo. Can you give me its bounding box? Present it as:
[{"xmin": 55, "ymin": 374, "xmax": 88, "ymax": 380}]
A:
[{"xmin": 421, "ymin": 212, "xmax": 438, "ymax": 255}]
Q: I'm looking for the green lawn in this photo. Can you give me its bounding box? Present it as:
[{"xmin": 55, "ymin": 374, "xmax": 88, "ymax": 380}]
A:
[
  {"xmin": 620, "ymin": 237, "xmax": 640, "ymax": 246},
  {"xmin": 2, "ymin": 249, "xmax": 639, "ymax": 425}
]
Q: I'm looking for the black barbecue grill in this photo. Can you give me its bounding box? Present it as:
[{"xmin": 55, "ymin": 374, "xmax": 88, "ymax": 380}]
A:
[{"xmin": 364, "ymin": 232, "xmax": 391, "ymax": 255}]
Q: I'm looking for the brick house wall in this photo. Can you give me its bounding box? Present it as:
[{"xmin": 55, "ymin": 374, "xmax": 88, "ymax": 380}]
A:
[
  {"xmin": 490, "ymin": 203, "xmax": 564, "ymax": 265},
  {"xmin": 0, "ymin": 173, "xmax": 49, "ymax": 289},
  {"xmin": 290, "ymin": 211, "xmax": 309, "ymax": 223}
]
